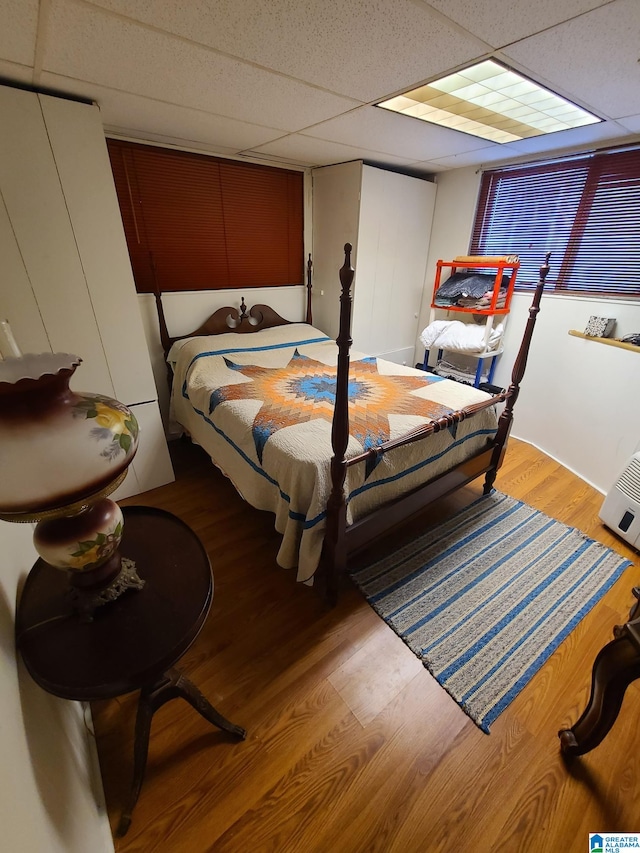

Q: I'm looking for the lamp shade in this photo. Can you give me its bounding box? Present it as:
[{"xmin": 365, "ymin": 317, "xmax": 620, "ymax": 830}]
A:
[{"xmin": 0, "ymin": 353, "xmax": 138, "ymax": 522}]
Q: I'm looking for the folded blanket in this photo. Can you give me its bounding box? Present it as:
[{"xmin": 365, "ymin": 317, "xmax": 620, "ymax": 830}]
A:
[
  {"xmin": 420, "ymin": 320, "xmax": 504, "ymax": 354},
  {"xmin": 435, "ymin": 272, "xmax": 509, "ymax": 299},
  {"xmin": 457, "ymin": 289, "xmax": 507, "ymax": 309},
  {"xmin": 434, "ymin": 360, "xmax": 488, "ymax": 385}
]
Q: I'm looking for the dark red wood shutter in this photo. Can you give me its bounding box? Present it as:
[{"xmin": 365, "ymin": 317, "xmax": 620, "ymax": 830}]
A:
[{"xmin": 107, "ymin": 139, "xmax": 304, "ymax": 293}]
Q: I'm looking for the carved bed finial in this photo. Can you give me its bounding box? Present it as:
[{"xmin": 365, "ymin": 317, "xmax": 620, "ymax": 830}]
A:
[
  {"xmin": 337, "ymin": 244, "xmax": 355, "ymax": 345},
  {"xmin": 226, "ymin": 297, "xmax": 255, "ymax": 330},
  {"xmin": 340, "ymin": 243, "xmax": 354, "ymax": 292},
  {"xmin": 541, "ymin": 251, "xmax": 551, "ymax": 283},
  {"xmin": 306, "ymin": 254, "xmax": 313, "ymax": 325}
]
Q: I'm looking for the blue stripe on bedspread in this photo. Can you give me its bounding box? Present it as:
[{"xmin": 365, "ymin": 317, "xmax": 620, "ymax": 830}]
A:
[
  {"xmin": 181, "ymin": 336, "xmax": 332, "ymax": 399},
  {"xmin": 184, "ymin": 336, "xmax": 331, "ymax": 368},
  {"xmin": 301, "ymin": 428, "xmax": 497, "ymax": 528}
]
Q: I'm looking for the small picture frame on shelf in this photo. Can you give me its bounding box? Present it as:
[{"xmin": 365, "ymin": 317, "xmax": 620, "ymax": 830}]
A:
[{"xmin": 584, "ymin": 316, "xmax": 616, "ymax": 338}]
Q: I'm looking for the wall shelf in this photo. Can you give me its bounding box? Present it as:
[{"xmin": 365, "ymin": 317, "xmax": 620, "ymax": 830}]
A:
[{"xmin": 568, "ymin": 330, "xmax": 640, "ymax": 353}]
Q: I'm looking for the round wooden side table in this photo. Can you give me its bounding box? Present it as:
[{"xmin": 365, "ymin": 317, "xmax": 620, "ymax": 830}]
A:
[{"xmin": 16, "ymin": 505, "xmax": 246, "ymax": 836}]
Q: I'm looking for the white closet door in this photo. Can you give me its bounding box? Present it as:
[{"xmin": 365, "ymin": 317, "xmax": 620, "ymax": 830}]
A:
[
  {"xmin": 110, "ymin": 402, "xmax": 174, "ymax": 499},
  {"xmin": 0, "ymin": 85, "xmax": 113, "ymax": 394},
  {"xmin": 311, "ymin": 160, "xmax": 362, "ymax": 339},
  {"xmin": 128, "ymin": 401, "xmax": 176, "ymax": 491},
  {"xmin": 355, "ymin": 166, "xmax": 436, "ymax": 364},
  {"xmin": 40, "ymin": 94, "xmax": 157, "ymax": 407},
  {"xmin": 0, "ymin": 84, "xmax": 174, "ymax": 497},
  {"xmin": 0, "ymin": 196, "xmax": 50, "ymax": 355}
]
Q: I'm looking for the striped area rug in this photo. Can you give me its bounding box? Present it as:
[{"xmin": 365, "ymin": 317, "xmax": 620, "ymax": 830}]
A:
[{"xmin": 350, "ymin": 491, "xmax": 633, "ymax": 733}]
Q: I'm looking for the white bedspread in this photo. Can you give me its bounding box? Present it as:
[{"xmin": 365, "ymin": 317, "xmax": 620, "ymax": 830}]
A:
[{"xmin": 169, "ymin": 323, "xmax": 498, "ymax": 583}]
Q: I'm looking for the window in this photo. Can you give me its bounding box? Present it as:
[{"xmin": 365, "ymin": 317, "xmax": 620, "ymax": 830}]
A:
[
  {"xmin": 107, "ymin": 139, "xmax": 304, "ymax": 293},
  {"xmin": 470, "ymin": 147, "xmax": 640, "ymax": 298}
]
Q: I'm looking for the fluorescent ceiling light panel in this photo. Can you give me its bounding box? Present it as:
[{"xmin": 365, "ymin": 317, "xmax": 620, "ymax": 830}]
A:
[{"xmin": 377, "ymin": 60, "xmax": 601, "ymax": 144}]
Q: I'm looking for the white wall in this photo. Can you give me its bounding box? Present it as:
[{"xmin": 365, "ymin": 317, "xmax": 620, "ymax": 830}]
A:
[
  {"xmin": 0, "ymin": 521, "xmax": 114, "ymax": 853},
  {"xmin": 494, "ymin": 293, "xmax": 640, "ymax": 493},
  {"xmin": 417, "ymin": 166, "xmax": 640, "ymax": 494}
]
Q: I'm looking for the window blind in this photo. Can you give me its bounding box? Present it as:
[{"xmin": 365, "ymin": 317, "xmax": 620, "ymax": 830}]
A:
[
  {"xmin": 107, "ymin": 139, "xmax": 304, "ymax": 293},
  {"xmin": 470, "ymin": 148, "xmax": 640, "ymax": 298}
]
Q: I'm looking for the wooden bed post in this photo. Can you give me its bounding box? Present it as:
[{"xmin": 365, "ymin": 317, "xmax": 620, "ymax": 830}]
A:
[
  {"xmin": 152, "ymin": 278, "xmax": 176, "ymax": 395},
  {"xmin": 305, "ymin": 254, "xmax": 313, "ymax": 326},
  {"xmin": 484, "ymin": 252, "xmax": 551, "ymax": 494},
  {"xmin": 153, "ymin": 285, "xmax": 171, "ymax": 355},
  {"xmin": 324, "ymin": 244, "xmax": 355, "ymax": 604}
]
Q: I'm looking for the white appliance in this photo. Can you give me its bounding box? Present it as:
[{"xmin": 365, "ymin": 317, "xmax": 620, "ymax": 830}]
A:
[{"xmin": 599, "ymin": 452, "xmax": 640, "ymax": 549}]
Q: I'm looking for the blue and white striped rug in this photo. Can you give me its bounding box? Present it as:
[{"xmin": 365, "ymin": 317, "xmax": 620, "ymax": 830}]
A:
[{"xmin": 350, "ymin": 491, "xmax": 633, "ymax": 733}]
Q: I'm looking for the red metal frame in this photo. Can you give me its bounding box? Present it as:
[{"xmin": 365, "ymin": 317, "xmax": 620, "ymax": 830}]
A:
[{"xmin": 431, "ymin": 256, "xmax": 520, "ymax": 316}]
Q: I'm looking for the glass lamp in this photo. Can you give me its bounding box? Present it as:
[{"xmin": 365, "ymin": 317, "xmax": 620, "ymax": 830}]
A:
[{"xmin": 0, "ymin": 328, "xmax": 144, "ymax": 618}]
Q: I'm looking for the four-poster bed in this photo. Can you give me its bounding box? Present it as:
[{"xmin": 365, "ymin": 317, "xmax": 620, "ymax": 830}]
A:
[{"xmin": 155, "ymin": 246, "xmax": 550, "ymax": 603}]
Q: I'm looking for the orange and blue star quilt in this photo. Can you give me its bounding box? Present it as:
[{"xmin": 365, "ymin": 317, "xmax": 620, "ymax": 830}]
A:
[
  {"xmin": 169, "ymin": 324, "xmax": 498, "ymax": 583},
  {"xmin": 210, "ymin": 350, "xmax": 452, "ymax": 468}
]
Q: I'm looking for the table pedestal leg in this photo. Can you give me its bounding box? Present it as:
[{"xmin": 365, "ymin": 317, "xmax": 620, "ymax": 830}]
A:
[
  {"xmin": 558, "ymin": 635, "xmax": 640, "ymax": 756},
  {"xmin": 558, "ymin": 596, "xmax": 640, "ymax": 757},
  {"xmin": 117, "ymin": 667, "xmax": 246, "ymax": 836}
]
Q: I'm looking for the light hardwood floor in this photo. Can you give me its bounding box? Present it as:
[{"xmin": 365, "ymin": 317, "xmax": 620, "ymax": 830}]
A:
[{"xmin": 93, "ymin": 437, "xmax": 640, "ymax": 852}]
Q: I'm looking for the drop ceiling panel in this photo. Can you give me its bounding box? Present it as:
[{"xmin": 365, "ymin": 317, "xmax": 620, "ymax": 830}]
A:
[
  {"xmin": 426, "ymin": 0, "xmax": 610, "ymax": 48},
  {"xmin": 87, "ymin": 0, "xmax": 491, "ymax": 103},
  {"xmin": 421, "ymin": 143, "xmax": 530, "ymax": 170},
  {"xmin": 619, "ymin": 114, "xmax": 640, "ymax": 133},
  {"xmin": 0, "ymin": 0, "xmax": 637, "ymax": 175},
  {"xmin": 44, "ymin": 0, "xmax": 360, "ymax": 131},
  {"xmin": 0, "ymin": 59, "xmax": 35, "ymax": 85},
  {"xmin": 0, "ymin": 0, "xmax": 38, "ymax": 67},
  {"xmin": 302, "ymin": 106, "xmax": 491, "ymax": 162},
  {"xmin": 503, "ymin": 0, "xmax": 640, "ymax": 119},
  {"xmin": 40, "ymin": 74, "xmax": 287, "ymax": 153},
  {"xmin": 248, "ymin": 133, "xmax": 418, "ymax": 171}
]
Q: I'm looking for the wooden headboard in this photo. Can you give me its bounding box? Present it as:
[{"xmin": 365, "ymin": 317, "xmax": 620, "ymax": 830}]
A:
[{"xmin": 154, "ymin": 253, "xmax": 314, "ymax": 359}]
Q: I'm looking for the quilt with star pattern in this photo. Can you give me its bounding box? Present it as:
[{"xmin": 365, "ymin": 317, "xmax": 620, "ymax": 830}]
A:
[{"xmin": 169, "ymin": 323, "xmax": 498, "ymax": 583}]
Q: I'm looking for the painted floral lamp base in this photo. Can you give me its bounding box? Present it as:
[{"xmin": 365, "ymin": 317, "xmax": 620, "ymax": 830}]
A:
[
  {"xmin": 34, "ymin": 495, "xmax": 145, "ymax": 620},
  {"xmin": 0, "ymin": 352, "xmax": 143, "ymax": 618},
  {"xmin": 68, "ymin": 550, "xmax": 145, "ymax": 621}
]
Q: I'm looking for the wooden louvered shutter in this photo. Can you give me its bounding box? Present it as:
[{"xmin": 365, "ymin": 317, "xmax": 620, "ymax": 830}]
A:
[{"xmin": 107, "ymin": 139, "xmax": 304, "ymax": 293}]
